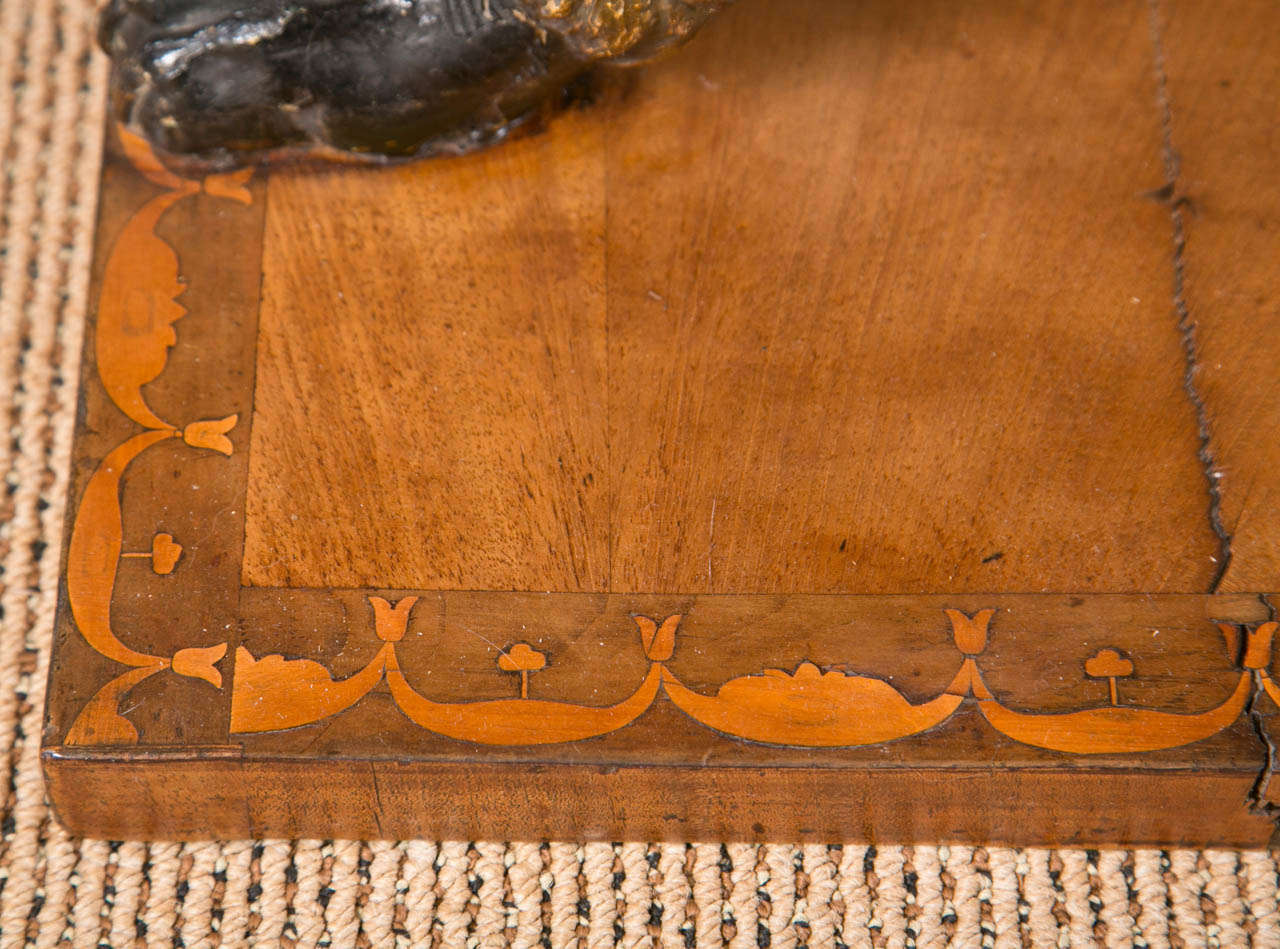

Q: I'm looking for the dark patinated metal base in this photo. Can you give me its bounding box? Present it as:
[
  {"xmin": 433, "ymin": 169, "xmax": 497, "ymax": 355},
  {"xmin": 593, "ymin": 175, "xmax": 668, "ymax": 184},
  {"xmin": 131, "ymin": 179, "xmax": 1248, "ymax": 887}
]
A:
[{"xmin": 100, "ymin": 0, "xmax": 727, "ymax": 168}]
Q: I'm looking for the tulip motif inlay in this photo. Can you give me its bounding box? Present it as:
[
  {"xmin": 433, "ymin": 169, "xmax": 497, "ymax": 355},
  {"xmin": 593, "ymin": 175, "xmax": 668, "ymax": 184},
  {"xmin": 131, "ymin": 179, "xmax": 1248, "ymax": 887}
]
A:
[
  {"xmin": 61, "ymin": 127, "xmax": 252, "ymax": 745},
  {"xmin": 229, "ymin": 603, "xmax": 1273, "ymax": 754},
  {"xmin": 61, "ymin": 125, "xmax": 1278, "ymax": 758}
]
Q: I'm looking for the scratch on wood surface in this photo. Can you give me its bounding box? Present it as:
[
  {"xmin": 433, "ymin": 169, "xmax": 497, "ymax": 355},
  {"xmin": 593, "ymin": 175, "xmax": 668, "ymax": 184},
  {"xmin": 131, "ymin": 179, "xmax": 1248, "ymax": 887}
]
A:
[{"xmin": 708, "ymin": 497, "xmax": 717, "ymax": 590}]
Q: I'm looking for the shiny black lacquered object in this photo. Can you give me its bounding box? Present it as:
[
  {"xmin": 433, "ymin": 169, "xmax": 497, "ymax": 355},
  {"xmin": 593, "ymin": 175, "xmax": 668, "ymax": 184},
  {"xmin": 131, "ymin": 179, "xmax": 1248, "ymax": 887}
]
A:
[{"xmin": 100, "ymin": 0, "xmax": 727, "ymax": 169}]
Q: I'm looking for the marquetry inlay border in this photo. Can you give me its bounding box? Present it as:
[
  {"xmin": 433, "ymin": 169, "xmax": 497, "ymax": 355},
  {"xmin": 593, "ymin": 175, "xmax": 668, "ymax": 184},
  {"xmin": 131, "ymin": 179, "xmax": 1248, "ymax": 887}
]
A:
[{"xmin": 59, "ymin": 128, "xmax": 1280, "ymax": 757}]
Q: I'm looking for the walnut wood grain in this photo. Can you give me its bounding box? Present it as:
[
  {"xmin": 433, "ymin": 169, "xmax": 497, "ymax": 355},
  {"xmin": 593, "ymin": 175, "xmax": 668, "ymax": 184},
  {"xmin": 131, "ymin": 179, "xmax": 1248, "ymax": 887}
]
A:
[
  {"xmin": 1159, "ymin": 0, "xmax": 1280, "ymax": 592},
  {"xmin": 43, "ymin": 0, "xmax": 1280, "ymax": 844},
  {"xmin": 44, "ymin": 757, "xmax": 1274, "ymax": 847},
  {"xmin": 603, "ymin": 0, "xmax": 1217, "ymax": 594},
  {"xmin": 46, "ymin": 587, "xmax": 1280, "ymax": 845},
  {"xmin": 245, "ymin": 108, "xmax": 610, "ymax": 592},
  {"xmin": 242, "ymin": 0, "xmax": 1220, "ymax": 595},
  {"xmin": 1155, "ymin": 0, "xmax": 1280, "ymax": 818}
]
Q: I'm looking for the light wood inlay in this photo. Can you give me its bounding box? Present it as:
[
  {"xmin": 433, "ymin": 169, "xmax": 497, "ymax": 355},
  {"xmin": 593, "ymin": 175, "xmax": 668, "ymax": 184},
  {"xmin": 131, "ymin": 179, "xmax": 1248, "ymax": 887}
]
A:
[{"xmin": 47, "ymin": 0, "xmax": 1280, "ymax": 847}]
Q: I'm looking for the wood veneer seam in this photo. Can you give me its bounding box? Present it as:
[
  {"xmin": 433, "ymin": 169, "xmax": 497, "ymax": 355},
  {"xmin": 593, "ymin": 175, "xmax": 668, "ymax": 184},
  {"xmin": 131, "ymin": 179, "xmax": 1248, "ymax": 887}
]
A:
[
  {"xmin": 9, "ymin": 1, "xmax": 1280, "ymax": 944},
  {"xmin": 1146, "ymin": 0, "xmax": 1234, "ymax": 593}
]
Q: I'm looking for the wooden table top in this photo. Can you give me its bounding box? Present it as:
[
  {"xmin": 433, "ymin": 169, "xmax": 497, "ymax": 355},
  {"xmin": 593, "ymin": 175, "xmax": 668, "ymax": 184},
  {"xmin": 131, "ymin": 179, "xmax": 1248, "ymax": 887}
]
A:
[{"xmin": 43, "ymin": 0, "xmax": 1280, "ymax": 845}]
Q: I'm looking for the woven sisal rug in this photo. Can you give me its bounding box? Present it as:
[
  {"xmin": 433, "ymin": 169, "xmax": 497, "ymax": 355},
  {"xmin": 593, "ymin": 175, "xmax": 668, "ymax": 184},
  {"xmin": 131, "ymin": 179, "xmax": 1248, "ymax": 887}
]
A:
[{"xmin": 2, "ymin": 0, "xmax": 1278, "ymax": 944}]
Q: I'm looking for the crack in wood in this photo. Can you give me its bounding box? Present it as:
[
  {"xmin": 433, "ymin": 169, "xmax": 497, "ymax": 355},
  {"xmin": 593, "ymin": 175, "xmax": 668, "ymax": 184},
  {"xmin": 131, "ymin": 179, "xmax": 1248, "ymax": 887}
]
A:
[
  {"xmin": 1147, "ymin": 0, "xmax": 1234, "ymax": 592},
  {"xmin": 1245, "ymin": 594, "xmax": 1280, "ymax": 839}
]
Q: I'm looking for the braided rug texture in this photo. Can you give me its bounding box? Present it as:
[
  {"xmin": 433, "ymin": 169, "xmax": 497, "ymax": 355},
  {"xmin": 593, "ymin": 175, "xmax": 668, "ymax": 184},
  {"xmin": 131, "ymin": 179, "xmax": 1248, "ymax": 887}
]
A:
[{"xmin": 3, "ymin": 1, "xmax": 1280, "ymax": 945}]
